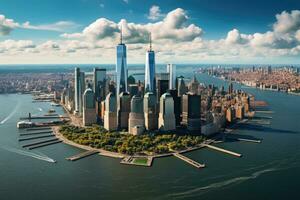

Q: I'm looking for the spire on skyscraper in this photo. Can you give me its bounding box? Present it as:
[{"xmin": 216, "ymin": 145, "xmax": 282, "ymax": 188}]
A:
[
  {"xmin": 120, "ymin": 24, "xmax": 123, "ymax": 44},
  {"xmin": 149, "ymin": 32, "xmax": 152, "ymax": 51}
]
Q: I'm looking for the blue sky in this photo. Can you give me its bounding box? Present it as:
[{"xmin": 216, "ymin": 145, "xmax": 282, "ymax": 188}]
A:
[{"xmin": 0, "ymin": 0, "xmax": 300, "ymax": 64}]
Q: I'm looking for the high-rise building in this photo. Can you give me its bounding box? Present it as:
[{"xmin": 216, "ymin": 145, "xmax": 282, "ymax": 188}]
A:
[
  {"xmin": 144, "ymin": 92, "xmax": 158, "ymax": 130},
  {"xmin": 104, "ymin": 92, "xmax": 118, "ymax": 131},
  {"xmin": 118, "ymin": 92, "xmax": 131, "ymax": 129},
  {"xmin": 74, "ymin": 67, "xmax": 85, "ymax": 115},
  {"xmin": 167, "ymin": 64, "xmax": 176, "ymax": 90},
  {"xmin": 188, "ymin": 74, "xmax": 199, "ymax": 95},
  {"xmin": 93, "ymin": 68, "xmax": 106, "ymax": 123},
  {"xmin": 128, "ymin": 95, "xmax": 145, "ymax": 135},
  {"xmin": 226, "ymin": 106, "xmax": 235, "ymax": 123},
  {"xmin": 181, "ymin": 93, "xmax": 201, "ymax": 133},
  {"xmin": 168, "ymin": 89, "xmax": 181, "ymax": 126},
  {"xmin": 228, "ymin": 82, "xmax": 233, "ymax": 94},
  {"xmin": 93, "ymin": 68, "xmax": 106, "ymax": 99},
  {"xmin": 83, "ymin": 88, "xmax": 96, "ymax": 126},
  {"xmin": 177, "ymin": 76, "xmax": 187, "ymax": 96},
  {"xmin": 116, "ymin": 28, "xmax": 128, "ymax": 96},
  {"xmin": 158, "ymin": 92, "xmax": 176, "ymax": 131},
  {"xmin": 156, "ymin": 73, "xmax": 169, "ymax": 103},
  {"xmin": 144, "ymin": 33, "xmax": 156, "ymax": 92}
]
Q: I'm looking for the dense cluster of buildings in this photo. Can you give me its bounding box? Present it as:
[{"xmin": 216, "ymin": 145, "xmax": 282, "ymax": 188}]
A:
[
  {"xmin": 206, "ymin": 66, "xmax": 300, "ymax": 93},
  {"xmin": 58, "ymin": 32, "xmax": 252, "ymax": 136}
]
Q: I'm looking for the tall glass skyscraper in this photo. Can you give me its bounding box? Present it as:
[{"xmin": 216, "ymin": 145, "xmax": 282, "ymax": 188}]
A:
[
  {"xmin": 74, "ymin": 67, "xmax": 85, "ymax": 115},
  {"xmin": 116, "ymin": 29, "xmax": 127, "ymax": 96},
  {"xmin": 145, "ymin": 33, "xmax": 155, "ymax": 92},
  {"xmin": 167, "ymin": 64, "xmax": 176, "ymax": 90}
]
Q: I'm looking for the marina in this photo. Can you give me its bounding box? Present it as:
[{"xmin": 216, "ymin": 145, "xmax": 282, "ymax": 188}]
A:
[
  {"xmin": 22, "ymin": 138, "xmax": 60, "ymax": 148},
  {"xmin": 26, "ymin": 127, "xmax": 52, "ymax": 131},
  {"xmin": 20, "ymin": 131, "xmax": 53, "ymax": 136},
  {"xmin": 28, "ymin": 140, "xmax": 62, "ymax": 150}
]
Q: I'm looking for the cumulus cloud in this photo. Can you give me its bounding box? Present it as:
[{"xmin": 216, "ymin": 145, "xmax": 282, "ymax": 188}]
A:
[
  {"xmin": 225, "ymin": 29, "xmax": 250, "ymax": 44},
  {"xmin": 273, "ymin": 10, "xmax": 300, "ymax": 33},
  {"xmin": 0, "ymin": 15, "xmax": 19, "ymax": 35},
  {"xmin": 148, "ymin": 5, "xmax": 164, "ymax": 21},
  {"xmin": 62, "ymin": 8, "xmax": 202, "ymax": 43}
]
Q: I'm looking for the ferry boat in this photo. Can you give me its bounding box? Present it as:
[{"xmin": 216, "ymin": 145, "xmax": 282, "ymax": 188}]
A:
[{"xmin": 17, "ymin": 121, "xmax": 33, "ymax": 128}]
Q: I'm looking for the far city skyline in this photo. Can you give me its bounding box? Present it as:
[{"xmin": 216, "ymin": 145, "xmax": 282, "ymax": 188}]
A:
[{"xmin": 0, "ymin": 0, "xmax": 300, "ymax": 64}]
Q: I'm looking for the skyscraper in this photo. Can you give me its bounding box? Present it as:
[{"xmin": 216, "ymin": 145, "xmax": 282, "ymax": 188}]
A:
[
  {"xmin": 93, "ymin": 68, "xmax": 106, "ymax": 123},
  {"xmin": 128, "ymin": 95, "xmax": 145, "ymax": 135},
  {"xmin": 188, "ymin": 74, "xmax": 199, "ymax": 95},
  {"xmin": 116, "ymin": 27, "xmax": 128, "ymax": 96},
  {"xmin": 156, "ymin": 73, "xmax": 169, "ymax": 103},
  {"xmin": 177, "ymin": 76, "xmax": 187, "ymax": 96},
  {"xmin": 74, "ymin": 67, "xmax": 85, "ymax": 116},
  {"xmin": 83, "ymin": 88, "xmax": 96, "ymax": 126},
  {"xmin": 145, "ymin": 33, "xmax": 156, "ymax": 92},
  {"xmin": 167, "ymin": 64, "xmax": 176, "ymax": 90},
  {"xmin": 118, "ymin": 92, "xmax": 131, "ymax": 129},
  {"xmin": 158, "ymin": 92, "xmax": 176, "ymax": 131},
  {"xmin": 144, "ymin": 92, "xmax": 158, "ymax": 130},
  {"xmin": 182, "ymin": 93, "xmax": 201, "ymax": 134},
  {"xmin": 104, "ymin": 92, "xmax": 118, "ymax": 131}
]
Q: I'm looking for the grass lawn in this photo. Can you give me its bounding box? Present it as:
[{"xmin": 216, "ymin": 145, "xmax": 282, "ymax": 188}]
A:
[{"xmin": 132, "ymin": 157, "xmax": 148, "ymax": 165}]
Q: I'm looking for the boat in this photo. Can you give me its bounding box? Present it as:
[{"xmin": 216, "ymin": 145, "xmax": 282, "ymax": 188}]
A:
[
  {"xmin": 50, "ymin": 102, "xmax": 60, "ymax": 107},
  {"xmin": 17, "ymin": 121, "xmax": 34, "ymax": 128}
]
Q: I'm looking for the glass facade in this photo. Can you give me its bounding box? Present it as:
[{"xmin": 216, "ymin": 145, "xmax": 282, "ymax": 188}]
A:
[
  {"xmin": 145, "ymin": 50, "xmax": 155, "ymax": 92},
  {"xmin": 116, "ymin": 44, "xmax": 127, "ymax": 95}
]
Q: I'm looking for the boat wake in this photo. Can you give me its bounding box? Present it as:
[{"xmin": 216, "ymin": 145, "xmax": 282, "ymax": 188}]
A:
[
  {"xmin": 2, "ymin": 147, "xmax": 56, "ymax": 163},
  {"xmin": 0, "ymin": 101, "xmax": 21, "ymax": 124},
  {"xmin": 38, "ymin": 107, "xmax": 43, "ymax": 112}
]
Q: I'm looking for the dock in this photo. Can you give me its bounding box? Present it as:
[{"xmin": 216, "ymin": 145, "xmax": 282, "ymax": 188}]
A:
[
  {"xmin": 173, "ymin": 153, "xmax": 205, "ymax": 169},
  {"xmin": 66, "ymin": 150, "xmax": 99, "ymax": 161},
  {"xmin": 26, "ymin": 127, "xmax": 51, "ymax": 131},
  {"xmin": 20, "ymin": 116, "xmax": 69, "ymax": 120},
  {"xmin": 28, "ymin": 140, "xmax": 62, "ymax": 150},
  {"xmin": 22, "ymin": 138, "xmax": 59, "ymax": 148},
  {"xmin": 120, "ymin": 156, "xmax": 153, "ymax": 167},
  {"xmin": 20, "ymin": 131, "xmax": 53, "ymax": 136},
  {"xmin": 203, "ymin": 144, "xmax": 242, "ymax": 157},
  {"xmin": 18, "ymin": 134, "xmax": 55, "ymax": 141}
]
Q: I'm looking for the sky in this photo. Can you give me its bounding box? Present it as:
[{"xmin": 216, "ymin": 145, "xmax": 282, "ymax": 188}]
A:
[{"xmin": 0, "ymin": 0, "xmax": 300, "ymax": 64}]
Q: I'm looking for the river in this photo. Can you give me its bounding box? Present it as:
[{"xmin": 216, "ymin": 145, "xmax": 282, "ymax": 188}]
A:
[{"xmin": 0, "ymin": 71, "xmax": 300, "ymax": 200}]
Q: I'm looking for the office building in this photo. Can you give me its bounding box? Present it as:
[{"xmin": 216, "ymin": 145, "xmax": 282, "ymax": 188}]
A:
[
  {"xmin": 144, "ymin": 33, "xmax": 156, "ymax": 92},
  {"xmin": 83, "ymin": 88, "xmax": 96, "ymax": 126},
  {"xmin": 104, "ymin": 92, "xmax": 118, "ymax": 131},
  {"xmin": 177, "ymin": 76, "xmax": 187, "ymax": 96},
  {"xmin": 167, "ymin": 64, "xmax": 176, "ymax": 90},
  {"xmin": 158, "ymin": 92, "xmax": 176, "ymax": 131},
  {"xmin": 181, "ymin": 93, "xmax": 201, "ymax": 133},
  {"xmin": 74, "ymin": 67, "xmax": 85, "ymax": 116},
  {"xmin": 116, "ymin": 28, "xmax": 128, "ymax": 95},
  {"xmin": 118, "ymin": 92, "xmax": 131, "ymax": 129},
  {"xmin": 188, "ymin": 74, "xmax": 199, "ymax": 95},
  {"xmin": 168, "ymin": 89, "xmax": 181, "ymax": 126},
  {"xmin": 128, "ymin": 95, "xmax": 145, "ymax": 135},
  {"xmin": 93, "ymin": 68, "xmax": 106, "ymax": 122},
  {"xmin": 156, "ymin": 73, "xmax": 169, "ymax": 103},
  {"xmin": 144, "ymin": 92, "xmax": 158, "ymax": 130}
]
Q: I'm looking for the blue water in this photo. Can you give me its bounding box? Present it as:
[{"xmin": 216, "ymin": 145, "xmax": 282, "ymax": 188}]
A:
[{"xmin": 0, "ymin": 68, "xmax": 300, "ymax": 200}]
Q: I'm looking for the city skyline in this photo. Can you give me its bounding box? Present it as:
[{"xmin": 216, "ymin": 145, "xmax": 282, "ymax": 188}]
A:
[{"xmin": 0, "ymin": 0, "xmax": 300, "ymax": 64}]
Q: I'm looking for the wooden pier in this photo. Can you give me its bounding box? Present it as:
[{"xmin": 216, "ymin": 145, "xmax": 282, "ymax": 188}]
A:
[
  {"xmin": 66, "ymin": 150, "xmax": 99, "ymax": 161},
  {"xmin": 20, "ymin": 131, "xmax": 53, "ymax": 136},
  {"xmin": 22, "ymin": 138, "xmax": 59, "ymax": 148},
  {"xmin": 28, "ymin": 140, "xmax": 62, "ymax": 150},
  {"xmin": 18, "ymin": 134, "xmax": 55, "ymax": 141},
  {"xmin": 26, "ymin": 127, "xmax": 51, "ymax": 131},
  {"xmin": 173, "ymin": 153, "xmax": 205, "ymax": 169},
  {"xmin": 203, "ymin": 144, "xmax": 242, "ymax": 157}
]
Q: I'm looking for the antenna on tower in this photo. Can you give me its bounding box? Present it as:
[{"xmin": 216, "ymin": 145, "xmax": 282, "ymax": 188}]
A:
[
  {"xmin": 149, "ymin": 32, "xmax": 152, "ymax": 51},
  {"xmin": 120, "ymin": 24, "xmax": 123, "ymax": 44}
]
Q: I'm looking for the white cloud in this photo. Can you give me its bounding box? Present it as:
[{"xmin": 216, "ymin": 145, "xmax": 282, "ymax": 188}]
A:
[
  {"xmin": 123, "ymin": 0, "xmax": 129, "ymax": 4},
  {"xmin": 22, "ymin": 21, "xmax": 79, "ymax": 32},
  {"xmin": 62, "ymin": 8, "xmax": 202, "ymax": 43},
  {"xmin": 273, "ymin": 10, "xmax": 300, "ymax": 33},
  {"xmin": 148, "ymin": 5, "xmax": 164, "ymax": 21},
  {"xmin": 0, "ymin": 15, "xmax": 19, "ymax": 35}
]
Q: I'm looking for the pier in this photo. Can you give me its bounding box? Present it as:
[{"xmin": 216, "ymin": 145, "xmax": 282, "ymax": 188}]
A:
[
  {"xmin": 173, "ymin": 153, "xmax": 205, "ymax": 169},
  {"xmin": 18, "ymin": 134, "xmax": 55, "ymax": 141},
  {"xmin": 20, "ymin": 131, "xmax": 53, "ymax": 136},
  {"xmin": 26, "ymin": 127, "xmax": 51, "ymax": 131},
  {"xmin": 28, "ymin": 140, "xmax": 62, "ymax": 150},
  {"xmin": 203, "ymin": 144, "xmax": 242, "ymax": 157},
  {"xmin": 20, "ymin": 116, "xmax": 69, "ymax": 120},
  {"xmin": 66, "ymin": 150, "xmax": 99, "ymax": 161},
  {"xmin": 22, "ymin": 138, "xmax": 59, "ymax": 148}
]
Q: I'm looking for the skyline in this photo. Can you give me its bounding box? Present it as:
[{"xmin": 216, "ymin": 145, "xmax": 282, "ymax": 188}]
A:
[{"xmin": 0, "ymin": 0, "xmax": 300, "ymax": 64}]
